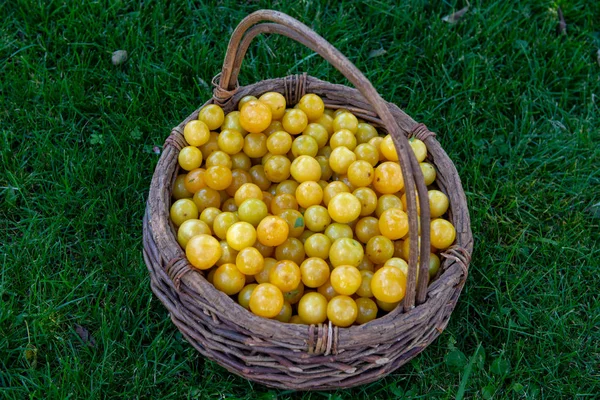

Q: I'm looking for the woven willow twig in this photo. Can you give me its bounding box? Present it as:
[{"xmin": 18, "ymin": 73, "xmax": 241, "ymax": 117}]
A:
[{"xmin": 143, "ymin": 10, "xmax": 473, "ymax": 390}]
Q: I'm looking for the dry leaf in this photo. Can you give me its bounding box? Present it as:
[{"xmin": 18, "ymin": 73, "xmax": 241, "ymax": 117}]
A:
[
  {"xmin": 24, "ymin": 343, "xmax": 38, "ymax": 368},
  {"xmin": 111, "ymin": 50, "xmax": 128, "ymax": 66},
  {"xmin": 442, "ymin": 6, "xmax": 469, "ymax": 24},
  {"xmin": 368, "ymin": 48, "xmax": 387, "ymax": 59},
  {"xmin": 74, "ymin": 324, "xmax": 96, "ymax": 347},
  {"xmin": 557, "ymin": 7, "xmax": 567, "ymax": 35}
]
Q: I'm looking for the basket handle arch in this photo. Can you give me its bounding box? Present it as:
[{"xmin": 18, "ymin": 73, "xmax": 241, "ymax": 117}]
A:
[{"xmin": 215, "ymin": 10, "xmax": 432, "ymax": 309}]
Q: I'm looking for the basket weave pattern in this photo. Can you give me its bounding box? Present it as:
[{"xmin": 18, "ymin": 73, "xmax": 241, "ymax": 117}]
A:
[{"xmin": 143, "ymin": 10, "xmax": 473, "ymax": 390}]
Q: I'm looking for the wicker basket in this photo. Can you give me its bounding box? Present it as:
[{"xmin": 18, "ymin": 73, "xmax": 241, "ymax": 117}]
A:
[{"xmin": 142, "ymin": 10, "xmax": 473, "ymax": 390}]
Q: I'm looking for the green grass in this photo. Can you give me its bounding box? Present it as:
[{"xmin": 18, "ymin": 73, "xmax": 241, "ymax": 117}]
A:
[{"xmin": 1, "ymin": 0, "xmax": 599, "ymax": 398}]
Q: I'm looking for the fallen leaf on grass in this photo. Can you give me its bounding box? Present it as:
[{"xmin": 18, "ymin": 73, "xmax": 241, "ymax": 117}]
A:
[
  {"xmin": 442, "ymin": 6, "xmax": 469, "ymax": 24},
  {"xmin": 74, "ymin": 324, "xmax": 96, "ymax": 347},
  {"xmin": 24, "ymin": 343, "xmax": 38, "ymax": 368},
  {"xmin": 368, "ymin": 48, "xmax": 387, "ymax": 59},
  {"xmin": 557, "ymin": 7, "xmax": 567, "ymax": 35},
  {"xmin": 111, "ymin": 50, "xmax": 128, "ymax": 66}
]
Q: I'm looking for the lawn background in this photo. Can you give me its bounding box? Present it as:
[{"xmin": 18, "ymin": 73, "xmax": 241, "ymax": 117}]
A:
[{"xmin": 1, "ymin": 0, "xmax": 599, "ymax": 398}]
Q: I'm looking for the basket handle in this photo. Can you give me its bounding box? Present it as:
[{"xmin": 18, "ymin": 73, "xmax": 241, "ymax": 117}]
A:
[{"xmin": 216, "ymin": 10, "xmax": 432, "ymax": 309}]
